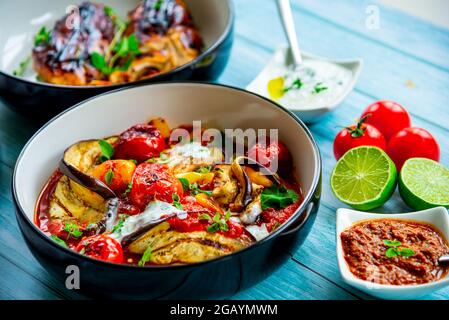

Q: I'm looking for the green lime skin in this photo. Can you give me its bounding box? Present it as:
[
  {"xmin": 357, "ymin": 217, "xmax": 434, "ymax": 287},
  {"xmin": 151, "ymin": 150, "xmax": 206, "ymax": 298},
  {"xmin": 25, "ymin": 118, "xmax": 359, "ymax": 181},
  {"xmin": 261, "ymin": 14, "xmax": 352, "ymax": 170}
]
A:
[
  {"xmin": 399, "ymin": 158, "xmax": 449, "ymax": 210},
  {"xmin": 331, "ymin": 146, "xmax": 398, "ymax": 211}
]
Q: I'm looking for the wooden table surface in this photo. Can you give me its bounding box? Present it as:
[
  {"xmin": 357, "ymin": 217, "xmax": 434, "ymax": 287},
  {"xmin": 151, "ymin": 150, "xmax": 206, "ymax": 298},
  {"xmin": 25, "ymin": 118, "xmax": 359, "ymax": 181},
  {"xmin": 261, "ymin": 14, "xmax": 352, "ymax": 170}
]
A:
[{"xmin": 1, "ymin": 0, "xmax": 449, "ymax": 300}]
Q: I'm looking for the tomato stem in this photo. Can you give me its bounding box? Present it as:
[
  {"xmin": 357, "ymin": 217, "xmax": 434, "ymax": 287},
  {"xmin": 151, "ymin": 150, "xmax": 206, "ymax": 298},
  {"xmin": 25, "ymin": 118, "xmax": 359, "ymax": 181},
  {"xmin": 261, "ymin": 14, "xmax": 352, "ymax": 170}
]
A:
[{"xmin": 346, "ymin": 114, "xmax": 371, "ymax": 138}]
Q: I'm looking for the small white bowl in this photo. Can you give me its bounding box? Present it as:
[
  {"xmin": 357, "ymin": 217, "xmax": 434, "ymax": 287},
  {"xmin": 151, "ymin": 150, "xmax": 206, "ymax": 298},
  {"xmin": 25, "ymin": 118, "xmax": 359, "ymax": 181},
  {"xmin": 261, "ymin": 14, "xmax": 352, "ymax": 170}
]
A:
[
  {"xmin": 246, "ymin": 48, "xmax": 363, "ymax": 123},
  {"xmin": 336, "ymin": 207, "xmax": 449, "ymax": 300}
]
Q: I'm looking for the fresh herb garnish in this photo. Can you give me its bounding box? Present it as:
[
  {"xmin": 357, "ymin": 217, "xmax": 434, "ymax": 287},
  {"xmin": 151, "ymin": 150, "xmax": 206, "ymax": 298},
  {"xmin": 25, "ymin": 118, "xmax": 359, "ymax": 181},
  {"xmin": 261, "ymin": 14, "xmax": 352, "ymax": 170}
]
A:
[
  {"xmin": 153, "ymin": 0, "xmax": 164, "ymax": 10},
  {"xmin": 178, "ymin": 178, "xmax": 212, "ymax": 196},
  {"xmin": 138, "ymin": 246, "xmax": 152, "ymax": 266},
  {"xmin": 63, "ymin": 222, "xmax": 83, "ymax": 238},
  {"xmin": 383, "ymin": 239, "xmax": 415, "ymax": 258},
  {"xmin": 283, "ymin": 78, "xmax": 303, "ymax": 93},
  {"xmin": 206, "ymin": 211, "xmax": 230, "ymax": 233},
  {"xmin": 123, "ymin": 182, "xmax": 133, "ymax": 196},
  {"xmin": 260, "ymin": 185, "xmax": 299, "ymax": 210},
  {"xmin": 104, "ymin": 169, "xmax": 114, "ymax": 185},
  {"xmin": 79, "ymin": 248, "xmax": 86, "ymax": 255},
  {"xmin": 196, "ymin": 166, "xmax": 211, "ymax": 174},
  {"xmin": 129, "ymin": 159, "xmax": 138, "ymax": 165},
  {"xmin": 112, "ymin": 215, "xmax": 129, "ymax": 234},
  {"xmin": 146, "ymin": 152, "xmax": 170, "ymax": 164},
  {"xmin": 98, "ymin": 140, "xmax": 114, "ymax": 162},
  {"xmin": 312, "ymin": 82, "xmax": 328, "ymax": 94},
  {"xmin": 34, "ymin": 26, "xmax": 51, "ymax": 46},
  {"xmin": 199, "ymin": 213, "xmax": 212, "ymax": 221},
  {"xmin": 51, "ymin": 235, "xmax": 69, "ymax": 248},
  {"xmin": 172, "ymin": 193, "xmax": 183, "ymax": 210},
  {"xmin": 13, "ymin": 56, "xmax": 31, "ymax": 76}
]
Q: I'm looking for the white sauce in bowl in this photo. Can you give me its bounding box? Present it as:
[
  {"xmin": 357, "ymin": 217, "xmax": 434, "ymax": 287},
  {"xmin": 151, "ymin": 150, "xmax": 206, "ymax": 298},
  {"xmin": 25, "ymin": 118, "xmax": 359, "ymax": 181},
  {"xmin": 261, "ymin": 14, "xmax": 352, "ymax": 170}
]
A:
[{"xmin": 266, "ymin": 60, "xmax": 353, "ymax": 110}]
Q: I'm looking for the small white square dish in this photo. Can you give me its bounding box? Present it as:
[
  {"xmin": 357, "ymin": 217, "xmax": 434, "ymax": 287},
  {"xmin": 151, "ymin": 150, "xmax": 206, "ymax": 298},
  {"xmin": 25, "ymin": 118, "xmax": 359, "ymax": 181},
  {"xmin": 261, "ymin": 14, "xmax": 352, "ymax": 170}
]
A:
[{"xmin": 336, "ymin": 207, "xmax": 449, "ymax": 300}]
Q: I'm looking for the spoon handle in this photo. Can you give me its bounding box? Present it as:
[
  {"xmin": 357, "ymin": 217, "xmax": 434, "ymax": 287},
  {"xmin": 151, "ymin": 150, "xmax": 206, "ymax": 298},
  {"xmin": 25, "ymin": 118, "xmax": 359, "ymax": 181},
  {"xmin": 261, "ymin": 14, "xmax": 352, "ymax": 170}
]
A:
[
  {"xmin": 439, "ymin": 254, "xmax": 449, "ymax": 265},
  {"xmin": 276, "ymin": 0, "xmax": 302, "ymax": 66}
]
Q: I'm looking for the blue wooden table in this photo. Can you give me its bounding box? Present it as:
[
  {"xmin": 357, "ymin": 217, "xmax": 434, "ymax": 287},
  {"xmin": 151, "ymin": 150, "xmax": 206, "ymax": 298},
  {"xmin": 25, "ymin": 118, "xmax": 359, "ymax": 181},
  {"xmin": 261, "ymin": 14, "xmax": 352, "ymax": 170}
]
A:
[{"xmin": 1, "ymin": 0, "xmax": 449, "ymax": 300}]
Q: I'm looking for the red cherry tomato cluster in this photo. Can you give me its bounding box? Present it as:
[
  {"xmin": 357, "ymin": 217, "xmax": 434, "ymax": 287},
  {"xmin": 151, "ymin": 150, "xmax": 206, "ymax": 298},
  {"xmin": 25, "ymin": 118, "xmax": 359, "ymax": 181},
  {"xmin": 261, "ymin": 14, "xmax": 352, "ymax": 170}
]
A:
[{"xmin": 334, "ymin": 100, "xmax": 440, "ymax": 170}]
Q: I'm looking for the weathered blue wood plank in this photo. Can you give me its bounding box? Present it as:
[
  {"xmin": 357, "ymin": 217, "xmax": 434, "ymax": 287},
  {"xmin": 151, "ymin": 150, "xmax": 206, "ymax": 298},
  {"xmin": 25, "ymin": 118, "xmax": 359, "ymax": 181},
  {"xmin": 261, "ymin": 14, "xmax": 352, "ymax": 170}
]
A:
[
  {"xmin": 231, "ymin": 258, "xmax": 358, "ymax": 300},
  {"xmin": 297, "ymin": 0, "xmax": 449, "ymax": 71}
]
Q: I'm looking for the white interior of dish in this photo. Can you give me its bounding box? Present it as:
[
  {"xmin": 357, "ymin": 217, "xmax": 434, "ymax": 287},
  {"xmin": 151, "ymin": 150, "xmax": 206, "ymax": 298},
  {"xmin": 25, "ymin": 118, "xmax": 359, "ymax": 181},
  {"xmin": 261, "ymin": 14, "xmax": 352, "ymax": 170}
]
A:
[
  {"xmin": 0, "ymin": 0, "xmax": 230, "ymax": 79},
  {"xmin": 14, "ymin": 83, "xmax": 320, "ymax": 225}
]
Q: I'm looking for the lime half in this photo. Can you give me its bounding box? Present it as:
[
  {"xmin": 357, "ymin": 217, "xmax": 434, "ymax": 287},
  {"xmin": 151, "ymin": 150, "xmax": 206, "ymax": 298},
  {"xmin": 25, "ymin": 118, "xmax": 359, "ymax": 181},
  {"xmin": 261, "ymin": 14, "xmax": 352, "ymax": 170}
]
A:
[
  {"xmin": 399, "ymin": 158, "xmax": 449, "ymax": 210},
  {"xmin": 331, "ymin": 146, "xmax": 397, "ymax": 210}
]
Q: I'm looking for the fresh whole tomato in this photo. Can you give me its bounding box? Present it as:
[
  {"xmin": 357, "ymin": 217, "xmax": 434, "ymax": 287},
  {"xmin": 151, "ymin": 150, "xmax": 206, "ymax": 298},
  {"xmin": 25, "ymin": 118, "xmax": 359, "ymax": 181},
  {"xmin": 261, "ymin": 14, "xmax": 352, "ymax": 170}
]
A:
[
  {"xmin": 130, "ymin": 163, "xmax": 184, "ymax": 210},
  {"xmin": 361, "ymin": 100, "xmax": 411, "ymax": 141},
  {"xmin": 75, "ymin": 235, "xmax": 123, "ymax": 263},
  {"xmin": 387, "ymin": 127, "xmax": 440, "ymax": 170},
  {"xmin": 247, "ymin": 138, "xmax": 292, "ymax": 174},
  {"xmin": 333, "ymin": 115, "xmax": 387, "ymax": 160},
  {"xmin": 114, "ymin": 124, "xmax": 166, "ymax": 162}
]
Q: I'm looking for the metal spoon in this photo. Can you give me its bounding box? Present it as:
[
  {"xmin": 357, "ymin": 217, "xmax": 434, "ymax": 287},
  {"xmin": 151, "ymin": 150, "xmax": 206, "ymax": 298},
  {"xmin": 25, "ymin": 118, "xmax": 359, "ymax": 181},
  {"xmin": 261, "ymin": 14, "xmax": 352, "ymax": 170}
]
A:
[
  {"xmin": 276, "ymin": 0, "xmax": 302, "ymax": 67},
  {"xmin": 438, "ymin": 254, "xmax": 449, "ymax": 265}
]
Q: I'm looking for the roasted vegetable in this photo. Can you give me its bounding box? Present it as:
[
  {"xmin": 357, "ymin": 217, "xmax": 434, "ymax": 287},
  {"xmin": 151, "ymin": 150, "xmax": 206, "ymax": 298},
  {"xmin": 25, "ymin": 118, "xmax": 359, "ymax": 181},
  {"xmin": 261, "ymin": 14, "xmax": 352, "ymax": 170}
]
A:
[{"xmin": 128, "ymin": 222, "xmax": 250, "ymax": 264}]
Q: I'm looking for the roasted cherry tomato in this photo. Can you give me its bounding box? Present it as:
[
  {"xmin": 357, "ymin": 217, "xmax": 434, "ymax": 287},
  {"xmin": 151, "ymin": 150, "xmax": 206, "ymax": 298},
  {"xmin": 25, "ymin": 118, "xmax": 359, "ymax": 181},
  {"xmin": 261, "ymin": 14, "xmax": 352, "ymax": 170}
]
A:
[
  {"xmin": 387, "ymin": 127, "xmax": 440, "ymax": 170},
  {"xmin": 333, "ymin": 115, "xmax": 387, "ymax": 160},
  {"xmin": 130, "ymin": 163, "xmax": 184, "ymax": 210},
  {"xmin": 75, "ymin": 235, "xmax": 124, "ymax": 263},
  {"xmin": 361, "ymin": 100, "xmax": 411, "ymax": 141},
  {"xmin": 247, "ymin": 138, "xmax": 292, "ymax": 173},
  {"xmin": 91, "ymin": 160, "xmax": 136, "ymax": 193},
  {"xmin": 114, "ymin": 124, "xmax": 166, "ymax": 162}
]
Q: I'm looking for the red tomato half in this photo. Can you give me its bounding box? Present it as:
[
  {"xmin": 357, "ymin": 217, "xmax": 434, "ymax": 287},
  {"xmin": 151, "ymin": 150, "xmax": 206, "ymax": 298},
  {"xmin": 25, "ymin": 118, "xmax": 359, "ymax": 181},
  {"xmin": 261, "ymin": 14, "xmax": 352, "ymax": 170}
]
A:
[
  {"xmin": 387, "ymin": 127, "xmax": 440, "ymax": 170},
  {"xmin": 247, "ymin": 138, "xmax": 292, "ymax": 173},
  {"xmin": 130, "ymin": 163, "xmax": 184, "ymax": 210},
  {"xmin": 333, "ymin": 116, "xmax": 387, "ymax": 160},
  {"xmin": 114, "ymin": 124, "xmax": 166, "ymax": 162},
  {"xmin": 361, "ymin": 100, "xmax": 411, "ymax": 141},
  {"xmin": 75, "ymin": 235, "xmax": 124, "ymax": 263}
]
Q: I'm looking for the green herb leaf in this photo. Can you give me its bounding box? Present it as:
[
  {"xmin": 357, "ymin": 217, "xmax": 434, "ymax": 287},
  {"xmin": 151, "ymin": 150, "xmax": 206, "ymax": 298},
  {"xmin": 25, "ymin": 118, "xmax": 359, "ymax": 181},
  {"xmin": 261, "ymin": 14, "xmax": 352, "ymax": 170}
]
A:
[
  {"xmin": 34, "ymin": 26, "xmax": 51, "ymax": 46},
  {"xmin": 313, "ymin": 82, "xmax": 328, "ymax": 94},
  {"xmin": 13, "ymin": 56, "xmax": 32, "ymax": 76},
  {"xmin": 153, "ymin": 0, "xmax": 164, "ymax": 10},
  {"xmin": 260, "ymin": 185, "xmax": 299, "ymax": 210},
  {"xmin": 224, "ymin": 211, "xmax": 231, "ymax": 221},
  {"xmin": 138, "ymin": 246, "xmax": 152, "ymax": 266},
  {"xmin": 64, "ymin": 222, "xmax": 83, "ymax": 238},
  {"xmin": 178, "ymin": 178, "xmax": 190, "ymax": 192},
  {"xmin": 98, "ymin": 139, "xmax": 114, "ymax": 162},
  {"xmin": 123, "ymin": 182, "xmax": 133, "ymax": 196},
  {"xmin": 196, "ymin": 166, "xmax": 211, "ymax": 174},
  {"xmin": 398, "ymin": 248, "xmax": 415, "ymax": 257},
  {"xmin": 219, "ymin": 221, "xmax": 229, "ymax": 231},
  {"xmin": 199, "ymin": 213, "xmax": 211, "ymax": 221},
  {"xmin": 111, "ymin": 216, "xmax": 128, "ymax": 234},
  {"xmin": 385, "ymin": 248, "xmax": 399, "ymax": 258},
  {"xmin": 283, "ymin": 78, "xmax": 303, "ymax": 93},
  {"xmin": 128, "ymin": 33, "xmax": 140, "ymax": 55},
  {"xmin": 383, "ymin": 239, "xmax": 402, "ymax": 247},
  {"xmin": 105, "ymin": 169, "xmax": 114, "ymax": 185},
  {"xmin": 207, "ymin": 223, "xmax": 220, "ymax": 233},
  {"xmin": 79, "ymin": 248, "xmax": 86, "ymax": 255},
  {"xmin": 172, "ymin": 193, "xmax": 183, "ymax": 210},
  {"xmin": 51, "ymin": 235, "xmax": 69, "ymax": 248},
  {"xmin": 213, "ymin": 213, "xmax": 221, "ymax": 223},
  {"xmin": 177, "ymin": 178, "xmax": 212, "ymax": 196}
]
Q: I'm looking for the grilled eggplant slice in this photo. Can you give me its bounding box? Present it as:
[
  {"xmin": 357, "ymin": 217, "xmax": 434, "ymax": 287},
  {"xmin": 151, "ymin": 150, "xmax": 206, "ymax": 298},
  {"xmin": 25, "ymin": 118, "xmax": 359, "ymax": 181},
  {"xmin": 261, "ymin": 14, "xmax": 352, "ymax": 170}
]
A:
[
  {"xmin": 63, "ymin": 137, "xmax": 118, "ymax": 173},
  {"xmin": 49, "ymin": 175, "xmax": 106, "ymax": 225},
  {"xmin": 128, "ymin": 222, "xmax": 251, "ymax": 264}
]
